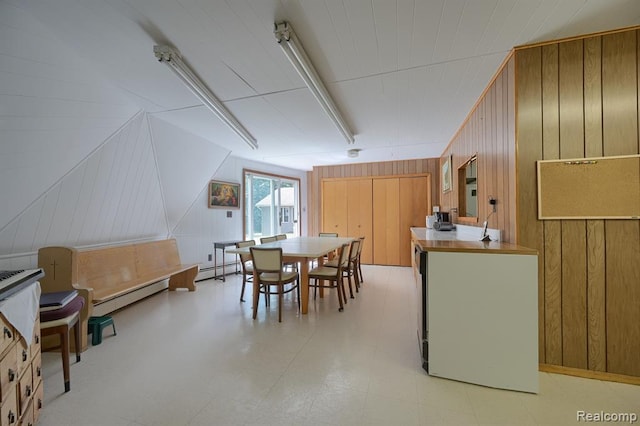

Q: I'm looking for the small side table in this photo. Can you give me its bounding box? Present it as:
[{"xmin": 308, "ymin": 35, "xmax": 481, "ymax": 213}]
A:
[{"xmin": 213, "ymin": 240, "xmax": 242, "ymax": 282}]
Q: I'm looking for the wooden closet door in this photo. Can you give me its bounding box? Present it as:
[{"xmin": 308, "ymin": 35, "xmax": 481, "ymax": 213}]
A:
[
  {"xmin": 399, "ymin": 176, "xmax": 430, "ymax": 266},
  {"xmin": 322, "ymin": 180, "xmax": 348, "ymax": 236},
  {"xmin": 347, "ymin": 179, "xmax": 373, "ymax": 264},
  {"xmin": 372, "ymin": 178, "xmax": 400, "ymax": 265}
]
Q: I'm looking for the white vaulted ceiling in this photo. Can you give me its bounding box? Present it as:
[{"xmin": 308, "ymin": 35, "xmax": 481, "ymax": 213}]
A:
[{"xmin": 13, "ymin": 0, "xmax": 640, "ymax": 170}]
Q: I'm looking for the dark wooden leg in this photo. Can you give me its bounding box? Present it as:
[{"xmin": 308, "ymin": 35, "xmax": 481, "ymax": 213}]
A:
[
  {"xmin": 60, "ymin": 328, "xmax": 70, "ymax": 392},
  {"xmin": 252, "ymin": 274, "xmax": 260, "ymax": 320},
  {"xmin": 73, "ymin": 319, "xmax": 81, "ymax": 363},
  {"xmin": 240, "ymin": 275, "xmax": 246, "ymax": 302}
]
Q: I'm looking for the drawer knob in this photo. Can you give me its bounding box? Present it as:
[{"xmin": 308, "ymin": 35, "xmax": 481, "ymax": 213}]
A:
[
  {"xmin": 8, "ymin": 369, "xmax": 15, "ymax": 382},
  {"xmin": 36, "ymin": 366, "xmax": 41, "ymax": 377},
  {"xmin": 35, "ymin": 334, "xmax": 40, "ymax": 344},
  {"xmin": 22, "ymin": 349, "xmax": 28, "ymax": 361},
  {"xmin": 7, "ymin": 410, "xmax": 15, "ymax": 424},
  {"xmin": 3, "ymin": 327, "xmax": 12, "ymax": 339},
  {"xmin": 38, "ymin": 398, "xmax": 42, "ymax": 409},
  {"xmin": 25, "ymin": 385, "xmax": 31, "ymax": 397}
]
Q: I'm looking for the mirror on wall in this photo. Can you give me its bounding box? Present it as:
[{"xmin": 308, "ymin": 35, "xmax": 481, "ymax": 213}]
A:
[{"xmin": 457, "ymin": 155, "xmax": 478, "ymax": 222}]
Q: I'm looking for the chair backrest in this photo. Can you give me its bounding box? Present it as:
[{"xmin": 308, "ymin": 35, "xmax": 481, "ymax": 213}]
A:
[
  {"xmin": 275, "ymin": 234, "xmax": 287, "ymax": 240},
  {"xmin": 260, "ymin": 236, "xmax": 278, "ymax": 244},
  {"xmin": 348, "ymin": 239, "xmax": 361, "ymax": 262},
  {"xmin": 357, "ymin": 237, "xmax": 365, "ymax": 256},
  {"xmin": 319, "ymin": 232, "xmax": 338, "ymax": 237},
  {"xmin": 236, "ymin": 240, "xmax": 256, "ymax": 264},
  {"xmin": 337, "ymin": 243, "xmax": 351, "ymax": 272},
  {"xmin": 250, "ymin": 247, "xmax": 283, "ymax": 274}
]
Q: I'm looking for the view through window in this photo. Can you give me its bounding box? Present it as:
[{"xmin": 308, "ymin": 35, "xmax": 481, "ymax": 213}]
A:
[{"xmin": 243, "ymin": 171, "xmax": 300, "ymax": 241}]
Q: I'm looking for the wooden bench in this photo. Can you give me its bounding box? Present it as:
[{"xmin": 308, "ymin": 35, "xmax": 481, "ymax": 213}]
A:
[{"xmin": 37, "ymin": 239, "xmax": 199, "ymax": 351}]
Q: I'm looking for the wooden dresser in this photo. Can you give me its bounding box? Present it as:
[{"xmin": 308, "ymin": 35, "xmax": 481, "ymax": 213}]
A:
[{"xmin": 0, "ymin": 283, "xmax": 43, "ymax": 426}]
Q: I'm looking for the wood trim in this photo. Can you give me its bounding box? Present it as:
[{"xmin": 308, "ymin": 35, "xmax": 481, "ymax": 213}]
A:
[
  {"xmin": 539, "ymin": 364, "xmax": 640, "ymax": 386},
  {"xmin": 321, "ymin": 172, "xmax": 431, "ymax": 182},
  {"xmin": 515, "ymin": 25, "xmax": 640, "ymax": 51},
  {"xmin": 441, "ymin": 50, "xmax": 516, "ymax": 156}
]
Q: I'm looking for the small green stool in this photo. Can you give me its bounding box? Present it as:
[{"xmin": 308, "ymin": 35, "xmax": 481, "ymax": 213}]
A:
[{"xmin": 87, "ymin": 316, "xmax": 116, "ymax": 345}]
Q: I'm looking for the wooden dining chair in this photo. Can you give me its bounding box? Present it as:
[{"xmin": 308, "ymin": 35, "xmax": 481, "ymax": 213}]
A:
[
  {"xmin": 275, "ymin": 234, "xmax": 287, "ymax": 240},
  {"xmin": 356, "ymin": 236, "xmax": 365, "ymax": 286},
  {"xmin": 325, "ymin": 239, "xmax": 360, "ymax": 299},
  {"xmin": 314, "ymin": 232, "xmax": 338, "ymax": 267},
  {"xmin": 236, "ymin": 240, "xmax": 256, "ymax": 302},
  {"xmin": 308, "ymin": 243, "xmax": 350, "ymax": 312},
  {"xmin": 249, "ymin": 247, "xmax": 300, "ymax": 322},
  {"xmin": 40, "ymin": 294, "xmax": 85, "ymax": 392},
  {"xmin": 260, "ymin": 236, "xmax": 278, "ymax": 244}
]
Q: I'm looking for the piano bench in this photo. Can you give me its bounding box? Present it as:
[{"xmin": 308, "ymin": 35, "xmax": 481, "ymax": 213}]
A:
[{"xmin": 87, "ymin": 316, "xmax": 116, "ymax": 346}]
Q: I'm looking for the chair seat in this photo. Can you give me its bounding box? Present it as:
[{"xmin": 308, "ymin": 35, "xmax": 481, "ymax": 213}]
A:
[
  {"xmin": 259, "ymin": 271, "xmax": 298, "ymax": 283},
  {"xmin": 309, "ymin": 266, "xmax": 340, "ymax": 278},
  {"xmin": 40, "ymin": 311, "xmax": 80, "ymax": 329},
  {"xmin": 324, "ymin": 259, "xmax": 347, "ymax": 268}
]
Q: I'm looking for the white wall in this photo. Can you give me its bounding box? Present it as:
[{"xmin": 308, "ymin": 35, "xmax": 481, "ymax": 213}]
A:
[{"xmin": 0, "ymin": 2, "xmax": 306, "ymax": 272}]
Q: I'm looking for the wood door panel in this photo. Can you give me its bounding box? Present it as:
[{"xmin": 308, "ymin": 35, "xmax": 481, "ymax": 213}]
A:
[
  {"xmin": 322, "ymin": 180, "xmax": 348, "ymax": 236},
  {"xmin": 373, "ymin": 178, "xmax": 400, "ymax": 265},
  {"xmin": 399, "ymin": 176, "xmax": 429, "ymax": 266},
  {"xmin": 347, "ymin": 179, "xmax": 373, "ymax": 264},
  {"xmin": 605, "ymin": 221, "xmax": 640, "ymax": 376}
]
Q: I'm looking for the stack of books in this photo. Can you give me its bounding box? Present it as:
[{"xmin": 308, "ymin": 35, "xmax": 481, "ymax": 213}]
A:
[{"xmin": 40, "ymin": 290, "xmax": 78, "ymax": 313}]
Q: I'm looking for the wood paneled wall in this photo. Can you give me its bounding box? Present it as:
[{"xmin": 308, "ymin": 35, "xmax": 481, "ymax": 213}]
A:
[
  {"xmin": 516, "ymin": 28, "xmax": 640, "ymax": 376},
  {"xmin": 307, "ymin": 159, "xmax": 439, "ymax": 237},
  {"xmin": 439, "ymin": 55, "xmax": 517, "ymax": 243}
]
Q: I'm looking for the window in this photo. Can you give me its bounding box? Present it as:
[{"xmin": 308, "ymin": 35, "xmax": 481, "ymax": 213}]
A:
[{"xmin": 243, "ymin": 170, "xmax": 300, "ymax": 240}]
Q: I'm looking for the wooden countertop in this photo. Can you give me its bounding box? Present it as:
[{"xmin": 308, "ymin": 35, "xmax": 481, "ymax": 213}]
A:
[{"xmin": 411, "ymin": 228, "xmax": 537, "ymax": 255}]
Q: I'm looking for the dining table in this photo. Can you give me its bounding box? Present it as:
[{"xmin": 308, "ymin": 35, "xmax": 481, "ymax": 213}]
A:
[{"xmin": 227, "ymin": 236, "xmax": 354, "ymax": 315}]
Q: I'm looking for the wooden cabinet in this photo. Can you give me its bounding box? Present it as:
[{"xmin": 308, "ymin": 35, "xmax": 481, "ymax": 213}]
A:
[
  {"xmin": 321, "ymin": 180, "xmax": 348, "ymax": 237},
  {"xmin": 346, "ymin": 179, "xmax": 373, "ymax": 264},
  {"xmin": 373, "ymin": 178, "xmax": 400, "ymax": 265},
  {"xmin": 322, "ymin": 179, "xmax": 373, "ymax": 264},
  {"xmin": 0, "ymin": 287, "xmax": 42, "ymax": 426},
  {"xmin": 323, "ymin": 175, "xmax": 431, "ymax": 267},
  {"xmin": 399, "ymin": 176, "xmax": 430, "ymax": 266},
  {"xmin": 373, "ymin": 176, "xmax": 430, "ymax": 266}
]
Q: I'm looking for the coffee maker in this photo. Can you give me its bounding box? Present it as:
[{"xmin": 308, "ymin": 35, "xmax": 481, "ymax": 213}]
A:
[
  {"xmin": 435, "ymin": 212, "xmax": 449, "ymax": 223},
  {"xmin": 433, "ymin": 212, "xmax": 454, "ymax": 231}
]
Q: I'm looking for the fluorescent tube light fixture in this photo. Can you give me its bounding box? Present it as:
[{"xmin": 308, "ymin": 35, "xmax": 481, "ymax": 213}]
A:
[
  {"xmin": 153, "ymin": 45, "xmax": 258, "ymax": 150},
  {"xmin": 274, "ymin": 22, "xmax": 355, "ymax": 144}
]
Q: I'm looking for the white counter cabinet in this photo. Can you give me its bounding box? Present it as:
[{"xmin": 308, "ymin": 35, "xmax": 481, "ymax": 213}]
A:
[{"xmin": 411, "ymin": 227, "xmax": 539, "ymax": 393}]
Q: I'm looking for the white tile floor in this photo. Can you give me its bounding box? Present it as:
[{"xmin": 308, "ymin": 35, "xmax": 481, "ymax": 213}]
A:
[{"xmin": 40, "ymin": 265, "xmax": 640, "ymax": 425}]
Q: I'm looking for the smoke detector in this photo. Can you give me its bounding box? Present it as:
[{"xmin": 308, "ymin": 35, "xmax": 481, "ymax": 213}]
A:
[{"xmin": 347, "ymin": 148, "xmax": 361, "ymax": 158}]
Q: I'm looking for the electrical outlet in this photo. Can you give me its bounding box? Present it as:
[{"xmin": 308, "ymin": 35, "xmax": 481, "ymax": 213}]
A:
[{"xmin": 208, "ymin": 254, "xmax": 212, "ymax": 262}]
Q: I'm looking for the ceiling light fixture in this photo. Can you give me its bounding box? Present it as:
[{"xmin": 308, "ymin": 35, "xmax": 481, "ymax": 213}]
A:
[
  {"xmin": 274, "ymin": 22, "xmax": 355, "ymax": 145},
  {"xmin": 153, "ymin": 45, "xmax": 258, "ymax": 150}
]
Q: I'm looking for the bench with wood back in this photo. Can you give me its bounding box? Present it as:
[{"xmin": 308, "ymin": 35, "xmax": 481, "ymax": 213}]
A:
[{"xmin": 38, "ymin": 239, "xmax": 198, "ymax": 351}]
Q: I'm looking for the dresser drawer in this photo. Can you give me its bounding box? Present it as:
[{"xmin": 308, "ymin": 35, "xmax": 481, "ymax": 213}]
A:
[
  {"xmin": 0, "ymin": 346, "xmax": 17, "ymax": 404},
  {"xmin": 0, "ymin": 317, "xmax": 14, "ymax": 359},
  {"xmin": 29, "ymin": 355, "xmax": 40, "ymax": 393},
  {"xmin": 31, "ymin": 383, "xmax": 42, "ymax": 426},
  {"xmin": 17, "ymin": 366, "xmax": 32, "ymax": 417},
  {"xmin": 14, "ymin": 342, "xmax": 29, "ymax": 381},
  {"xmin": 29, "ymin": 319, "xmax": 39, "ymax": 362},
  {"xmin": 0, "ymin": 386, "xmax": 17, "ymax": 426},
  {"xmin": 18, "ymin": 399, "xmax": 32, "ymax": 426}
]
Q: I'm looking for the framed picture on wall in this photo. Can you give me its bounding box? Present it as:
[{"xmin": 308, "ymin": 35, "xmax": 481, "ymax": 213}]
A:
[
  {"xmin": 209, "ymin": 180, "xmax": 240, "ymax": 209},
  {"xmin": 442, "ymin": 155, "xmax": 452, "ymax": 193}
]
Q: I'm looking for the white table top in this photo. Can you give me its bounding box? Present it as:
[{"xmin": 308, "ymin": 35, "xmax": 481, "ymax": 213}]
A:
[{"xmin": 227, "ymin": 236, "xmax": 354, "ymax": 258}]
